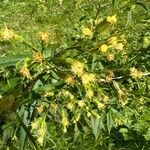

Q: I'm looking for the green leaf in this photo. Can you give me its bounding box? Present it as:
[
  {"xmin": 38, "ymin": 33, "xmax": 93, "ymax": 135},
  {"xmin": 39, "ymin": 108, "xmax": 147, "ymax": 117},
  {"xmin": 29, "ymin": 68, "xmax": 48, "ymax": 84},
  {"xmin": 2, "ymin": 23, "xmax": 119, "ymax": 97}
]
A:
[
  {"xmin": 50, "ymin": 70, "xmax": 60, "ymax": 80},
  {"xmin": 74, "ymin": 123, "xmax": 80, "ymax": 141},
  {"xmin": 91, "ymin": 116, "xmax": 102, "ymax": 140},
  {"xmin": 113, "ymin": 81, "xmax": 122, "ymax": 92},
  {"xmin": 112, "ymin": 0, "xmax": 115, "ymax": 6},
  {"xmin": 126, "ymin": 10, "xmax": 132, "ymax": 27},
  {"xmin": 19, "ymin": 110, "xmax": 29, "ymax": 150},
  {"xmin": 2, "ymin": 123, "xmax": 14, "ymax": 141},
  {"xmin": 33, "ymin": 79, "xmax": 43, "ymax": 90},
  {"xmin": 119, "ymin": 128, "xmax": 130, "ymax": 140},
  {"xmin": 107, "ymin": 110, "xmax": 114, "ymax": 134},
  {"xmin": 91, "ymin": 54, "xmax": 98, "ymax": 70},
  {"xmin": 45, "ymin": 44, "xmax": 59, "ymax": 59},
  {"xmin": 0, "ymin": 54, "xmax": 31, "ymax": 67},
  {"xmin": 79, "ymin": 15, "xmax": 87, "ymax": 22},
  {"xmin": 135, "ymin": 2, "xmax": 149, "ymax": 12},
  {"xmin": 16, "ymin": 113, "xmax": 41, "ymax": 150}
]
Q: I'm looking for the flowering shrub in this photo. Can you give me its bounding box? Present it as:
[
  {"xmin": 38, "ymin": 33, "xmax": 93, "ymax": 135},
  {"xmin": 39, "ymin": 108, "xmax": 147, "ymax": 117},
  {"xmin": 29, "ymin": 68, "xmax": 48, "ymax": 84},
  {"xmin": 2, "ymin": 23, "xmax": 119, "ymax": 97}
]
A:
[{"xmin": 0, "ymin": 0, "xmax": 150, "ymax": 149}]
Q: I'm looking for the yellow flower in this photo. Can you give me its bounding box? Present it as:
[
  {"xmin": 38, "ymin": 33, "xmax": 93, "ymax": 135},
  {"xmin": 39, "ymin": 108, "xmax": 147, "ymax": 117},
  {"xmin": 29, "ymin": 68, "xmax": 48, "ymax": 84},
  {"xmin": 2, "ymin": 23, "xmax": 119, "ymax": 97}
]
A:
[
  {"xmin": 87, "ymin": 111, "xmax": 92, "ymax": 118},
  {"xmin": 99, "ymin": 44, "xmax": 108, "ymax": 53},
  {"xmin": 91, "ymin": 110, "xmax": 100, "ymax": 118},
  {"xmin": 82, "ymin": 27, "xmax": 93, "ymax": 36},
  {"xmin": 102, "ymin": 95, "xmax": 109, "ymax": 103},
  {"xmin": 50, "ymin": 103, "xmax": 58, "ymax": 111},
  {"xmin": 59, "ymin": 0, "xmax": 63, "ymax": 4},
  {"xmin": 66, "ymin": 102, "xmax": 74, "ymax": 110},
  {"xmin": 130, "ymin": 67, "xmax": 143, "ymax": 79},
  {"xmin": 37, "ymin": 31, "xmax": 49, "ymax": 45},
  {"xmin": 115, "ymin": 43, "xmax": 124, "ymax": 51},
  {"xmin": 20, "ymin": 66, "xmax": 30, "ymax": 78},
  {"xmin": 71, "ymin": 61, "xmax": 84, "ymax": 77},
  {"xmin": 86, "ymin": 89, "xmax": 94, "ymax": 99},
  {"xmin": 107, "ymin": 37, "xmax": 118, "ymax": 45},
  {"xmin": 38, "ymin": 120, "xmax": 46, "ymax": 145},
  {"xmin": 61, "ymin": 110, "xmax": 69, "ymax": 132},
  {"xmin": 97, "ymin": 102, "xmax": 105, "ymax": 109},
  {"xmin": 105, "ymin": 75, "xmax": 113, "ymax": 82},
  {"xmin": 62, "ymin": 113, "xmax": 68, "ymax": 125},
  {"xmin": 81, "ymin": 73, "xmax": 96, "ymax": 86},
  {"xmin": 31, "ymin": 121, "xmax": 38, "ymax": 130},
  {"xmin": 33, "ymin": 51, "xmax": 44, "ymax": 63},
  {"xmin": 36, "ymin": 105, "xmax": 44, "ymax": 113},
  {"xmin": 31, "ymin": 117, "xmax": 46, "ymax": 145},
  {"xmin": 37, "ymin": 136, "xmax": 44, "ymax": 145},
  {"xmin": 43, "ymin": 91, "xmax": 54, "ymax": 97},
  {"xmin": 105, "ymin": 70, "xmax": 114, "ymax": 82},
  {"xmin": 38, "ymin": 128, "xmax": 45, "ymax": 137},
  {"xmin": 107, "ymin": 53, "xmax": 115, "ymax": 61},
  {"xmin": 73, "ymin": 113, "xmax": 81, "ymax": 123},
  {"xmin": 62, "ymin": 90, "xmax": 74, "ymax": 99},
  {"xmin": 78, "ymin": 100, "xmax": 85, "ymax": 108},
  {"xmin": 94, "ymin": 18, "xmax": 103, "ymax": 25},
  {"xmin": 106, "ymin": 15, "xmax": 117, "ymax": 24},
  {"xmin": 114, "ymin": 118, "xmax": 123, "ymax": 126},
  {"xmin": 86, "ymin": 106, "xmax": 89, "ymax": 110},
  {"xmin": 65, "ymin": 74, "xmax": 75, "ymax": 85},
  {"xmin": 1, "ymin": 28, "xmax": 15, "ymax": 41},
  {"xmin": 143, "ymin": 36, "xmax": 150, "ymax": 48}
]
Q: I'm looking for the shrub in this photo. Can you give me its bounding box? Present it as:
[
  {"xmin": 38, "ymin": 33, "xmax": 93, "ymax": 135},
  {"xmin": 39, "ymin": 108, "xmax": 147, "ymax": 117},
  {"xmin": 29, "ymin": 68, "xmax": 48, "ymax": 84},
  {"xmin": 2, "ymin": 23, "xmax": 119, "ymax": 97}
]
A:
[{"xmin": 0, "ymin": 0, "xmax": 150, "ymax": 149}]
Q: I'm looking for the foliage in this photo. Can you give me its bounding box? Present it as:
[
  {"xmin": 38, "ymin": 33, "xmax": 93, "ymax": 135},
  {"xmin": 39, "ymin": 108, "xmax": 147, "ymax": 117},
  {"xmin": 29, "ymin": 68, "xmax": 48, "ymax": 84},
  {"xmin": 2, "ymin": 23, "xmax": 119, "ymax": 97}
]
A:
[{"xmin": 0, "ymin": 0, "xmax": 150, "ymax": 149}]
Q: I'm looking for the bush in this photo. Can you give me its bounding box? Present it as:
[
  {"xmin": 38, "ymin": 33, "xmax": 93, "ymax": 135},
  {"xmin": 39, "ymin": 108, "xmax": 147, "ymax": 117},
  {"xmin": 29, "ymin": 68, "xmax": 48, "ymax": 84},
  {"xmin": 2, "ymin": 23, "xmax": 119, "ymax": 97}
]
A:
[{"xmin": 0, "ymin": 0, "xmax": 150, "ymax": 149}]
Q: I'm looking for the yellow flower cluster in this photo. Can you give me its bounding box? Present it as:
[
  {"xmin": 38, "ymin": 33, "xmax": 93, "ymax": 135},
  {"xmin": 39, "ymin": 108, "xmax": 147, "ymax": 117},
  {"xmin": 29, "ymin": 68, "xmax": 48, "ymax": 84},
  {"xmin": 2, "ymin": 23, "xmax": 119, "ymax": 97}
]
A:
[
  {"xmin": 71, "ymin": 61, "xmax": 84, "ymax": 77},
  {"xmin": 50, "ymin": 103, "xmax": 58, "ymax": 112},
  {"xmin": 106, "ymin": 15, "xmax": 117, "ymax": 24},
  {"xmin": 43, "ymin": 91, "xmax": 54, "ymax": 97},
  {"xmin": 107, "ymin": 53, "xmax": 115, "ymax": 61},
  {"xmin": 130, "ymin": 67, "xmax": 143, "ymax": 79},
  {"xmin": 78, "ymin": 100, "xmax": 85, "ymax": 108},
  {"xmin": 107, "ymin": 36, "xmax": 124, "ymax": 50},
  {"xmin": 94, "ymin": 18, "xmax": 103, "ymax": 25},
  {"xmin": 1, "ymin": 28, "xmax": 16, "ymax": 41},
  {"xmin": 107, "ymin": 36, "xmax": 118, "ymax": 46},
  {"xmin": 37, "ymin": 128, "xmax": 45, "ymax": 145},
  {"xmin": 63, "ymin": 90, "xmax": 74, "ymax": 99},
  {"xmin": 61, "ymin": 110, "xmax": 69, "ymax": 132},
  {"xmin": 87, "ymin": 111, "xmax": 92, "ymax": 118},
  {"xmin": 36, "ymin": 105, "xmax": 44, "ymax": 113},
  {"xmin": 20, "ymin": 66, "xmax": 30, "ymax": 78},
  {"xmin": 98, "ymin": 36, "xmax": 124, "ymax": 59},
  {"xmin": 105, "ymin": 70, "xmax": 114, "ymax": 82},
  {"xmin": 114, "ymin": 118, "xmax": 124, "ymax": 126},
  {"xmin": 37, "ymin": 31, "xmax": 49, "ymax": 45},
  {"xmin": 97, "ymin": 102, "xmax": 105, "ymax": 109},
  {"xmin": 31, "ymin": 117, "xmax": 46, "ymax": 145},
  {"xmin": 66, "ymin": 102, "xmax": 74, "ymax": 111},
  {"xmin": 115, "ymin": 43, "xmax": 124, "ymax": 51},
  {"xmin": 81, "ymin": 73, "xmax": 96, "ymax": 86},
  {"xmin": 82, "ymin": 27, "xmax": 93, "ymax": 37},
  {"xmin": 86, "ymin": 88, "xmax": 94, "ymax": 99},
  {"xmin": 102, "ymin": 95, "xmax": 109, "ymax": 103},
  {"xmin": 99, "ymin": 44, "xmax": 108, "ymax": 53},
  {"xmin": 73, "ymin": 113, "xmax": 81, "ymax": 123},
  {"xmin": 94, "ymin": 99, "xmax": 105, "ymax": 110},
  {"xmin": 65, "ymin": 74, "xmax": 75, "ymax": 85},
  {"xmin": 32, "ymin": 51, "xmax": 44, "ymax": 63}
]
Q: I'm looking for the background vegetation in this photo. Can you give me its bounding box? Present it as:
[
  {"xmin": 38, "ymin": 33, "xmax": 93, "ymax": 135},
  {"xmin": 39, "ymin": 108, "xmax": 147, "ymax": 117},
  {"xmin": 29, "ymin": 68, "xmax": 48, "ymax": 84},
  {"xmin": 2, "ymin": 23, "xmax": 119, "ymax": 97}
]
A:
[{"xmin": 0, "ymin": 0, "xmax": 150, "ymax": 149}]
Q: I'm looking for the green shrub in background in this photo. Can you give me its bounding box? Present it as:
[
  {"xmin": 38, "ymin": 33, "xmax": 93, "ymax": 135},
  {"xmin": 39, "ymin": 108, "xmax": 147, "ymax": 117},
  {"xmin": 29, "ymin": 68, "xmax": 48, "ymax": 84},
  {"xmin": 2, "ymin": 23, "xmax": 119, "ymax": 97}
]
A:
[{"xmin": 0, "ymin": 0, "xmax": 150, "ymax": 149}]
